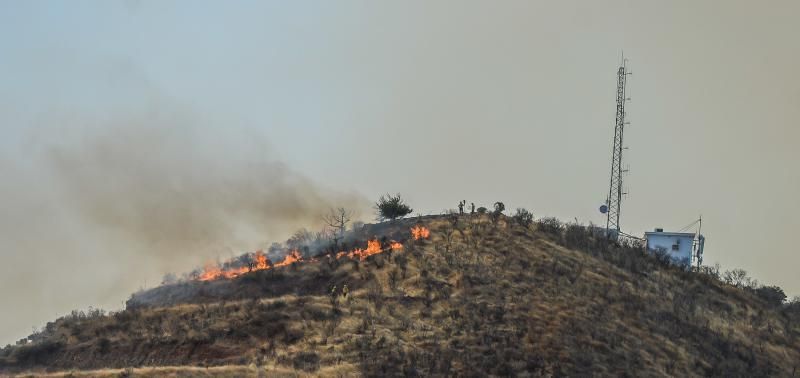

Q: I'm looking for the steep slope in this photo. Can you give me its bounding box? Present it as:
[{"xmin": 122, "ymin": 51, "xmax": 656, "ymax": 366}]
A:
[{"xmin": 1, "ymin": 214, "xmax": 798, "ymax": 376}]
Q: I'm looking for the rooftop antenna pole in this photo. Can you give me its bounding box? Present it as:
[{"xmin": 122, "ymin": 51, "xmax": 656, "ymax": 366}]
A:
[
  {"xmin": 696, "ymin": 214, "xmax": 703, "ymax": 268},
  {"xmin": 606, "ymin": 53, "xmax": 631, "ymax": 238},
  {"xmin": 697, "ymin": 215, "xmax": 702, "ymax": 237}
]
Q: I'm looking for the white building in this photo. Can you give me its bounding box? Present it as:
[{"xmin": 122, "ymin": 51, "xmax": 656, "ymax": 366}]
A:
[{"xmin": 644, "ymin": 228, "xmax": 700, "ymax": 266}]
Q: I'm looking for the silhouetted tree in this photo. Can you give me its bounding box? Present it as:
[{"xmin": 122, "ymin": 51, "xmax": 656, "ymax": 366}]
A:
[
  {"xmin": 487, "ymin": 202, "xmax": 505, "ymax": 224},
  {"xmin": 323, "ymin": 207, "xmax": 353, "ymax": 245},
  {"xmin": 375, "ymin": 193, "xmax": 413, "ymax": 222},
  {"xmin": 493, "ymin": 202, "xmax": 505, "ymax": 214},
  {"xmin": 512, "ymin": 208, "xmax": 534, "ymax": 228}
]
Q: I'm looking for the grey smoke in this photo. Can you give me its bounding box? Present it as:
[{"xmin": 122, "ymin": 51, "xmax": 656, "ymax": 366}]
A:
[{"xmin": 0, "ymin": 107, "xmax": 368, "ymax": 344}]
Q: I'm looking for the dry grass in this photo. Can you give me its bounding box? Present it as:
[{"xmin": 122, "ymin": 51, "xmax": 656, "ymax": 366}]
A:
[
  {"xmin": 9, "ymin": 363, "xmax": 359, "ymax": 377},
  {"xmin": 2, "ymin": 214, "xmax": 799, "ymax": 376}
]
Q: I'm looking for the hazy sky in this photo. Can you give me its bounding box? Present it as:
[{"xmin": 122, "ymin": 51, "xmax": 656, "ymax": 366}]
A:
[{"xmin": 1, "ymin": 1, "xmax": 798, "ymax": 345}]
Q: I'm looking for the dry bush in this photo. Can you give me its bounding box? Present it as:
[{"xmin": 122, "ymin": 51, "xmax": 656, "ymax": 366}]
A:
[
  {"xmin": 537, "ymin": 217, "xmax": 563, "ymax": 235},
  {"xmin": 3, "ymin": 214, "xmax": 799, "ymax": 377}
]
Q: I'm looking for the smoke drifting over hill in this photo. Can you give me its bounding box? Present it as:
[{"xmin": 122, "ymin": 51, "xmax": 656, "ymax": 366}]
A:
[{"xmin": 0, "ymin": 108, "xmax": 368, "ymax": 345}]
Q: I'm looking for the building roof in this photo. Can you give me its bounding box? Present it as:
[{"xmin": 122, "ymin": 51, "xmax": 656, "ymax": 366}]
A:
[{"xmin": 644, "ymin": 231, "xmax": 696, "ymax": 238}]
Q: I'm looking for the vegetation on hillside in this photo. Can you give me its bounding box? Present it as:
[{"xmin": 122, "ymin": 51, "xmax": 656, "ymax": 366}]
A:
[
  {"xmin": 375, "ymin": 193, "xmax": 413, "ymax": 222},
  {"xmin": 1, "ymin": 208, "xmax": 799, "ymax": 376}
]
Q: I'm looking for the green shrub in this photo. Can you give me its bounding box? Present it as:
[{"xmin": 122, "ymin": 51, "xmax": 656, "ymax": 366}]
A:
[{"xmin": 375, "ymin": 193, "xmax": 413, "ymax": 221}]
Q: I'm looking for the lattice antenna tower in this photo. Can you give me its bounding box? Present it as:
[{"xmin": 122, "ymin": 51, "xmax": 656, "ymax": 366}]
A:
[{"xmin": 606, "ymin": 56, "xmax": 631, "ymax": 235}]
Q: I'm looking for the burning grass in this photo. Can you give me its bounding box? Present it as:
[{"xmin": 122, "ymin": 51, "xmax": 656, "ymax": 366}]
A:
[
  {"xmin": 3, "ymin": 215, "xmax": 798, "ymax": 376},
  {"xmin": 194, "ymin": 226, "xmax": 428, "ymax": 282},
  {"xmin": 411, "ymin": 225, "xmax": 430, "ymax": 240}
]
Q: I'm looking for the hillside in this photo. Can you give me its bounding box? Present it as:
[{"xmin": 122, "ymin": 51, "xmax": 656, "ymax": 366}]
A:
[{"xmin": 1, "ymin": 214, "xmax": 799, "ymax": 376}]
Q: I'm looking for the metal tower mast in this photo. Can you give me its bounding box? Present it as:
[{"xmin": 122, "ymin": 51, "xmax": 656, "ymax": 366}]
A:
[{"xmin": 606, "ymin": 58, "xmax": 631, "ymax": 236}]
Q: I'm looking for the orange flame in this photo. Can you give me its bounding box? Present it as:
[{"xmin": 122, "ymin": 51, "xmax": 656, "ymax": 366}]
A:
[
  {"xmin": 411, "ymin": 225, "xmax": 430, "ymax": 240},
  {"xmin": 274, "ymin": 250, "xmax": 303, "ymax": 267},
  {"xmin": 198, "ymin": 264, "xmax": 225, "ymax": 281},
  {"xmin": 332, "ymin": 239, "xmax": 402, "ymax": 261},
  {"xmin": 255, "ymin": 250, "xmax": 272, "ymax": 270},
  {"xmin": 195, "ymin": 236, "xmax": 407, "ymax": 282},
  {"xmin": 197, "ymin": 250, "xmax": 274, "ymax": 281},
  {"xmin": 198, "ymin": 263, "xmax": 249, "ymax": 281},
  {"xmin": 348, "ymin": 239, "xmax": 381, "ymax": 260}
]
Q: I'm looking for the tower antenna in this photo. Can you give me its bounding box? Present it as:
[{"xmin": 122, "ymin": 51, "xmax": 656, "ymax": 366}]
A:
[
  {"xmin": 695, "ymin": 215, "xmax": 704, "ymax": 268},
  {"xmin": 605, "ymin": 57, "xmax": 631, "ymax": 238}
]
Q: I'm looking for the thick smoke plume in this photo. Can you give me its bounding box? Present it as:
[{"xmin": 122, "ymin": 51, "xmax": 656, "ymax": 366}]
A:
[{"xmin": 0, "ymin": 108, "xmax": 367, "ymax": 344}]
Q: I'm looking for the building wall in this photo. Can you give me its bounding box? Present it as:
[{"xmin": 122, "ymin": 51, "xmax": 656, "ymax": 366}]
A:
[{"xmin": 646, "ymin": 234, "xmax": 694, "ymax": 265}]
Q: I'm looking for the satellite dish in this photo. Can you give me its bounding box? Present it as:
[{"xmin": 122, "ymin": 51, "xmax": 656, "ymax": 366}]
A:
[{"xmin": 599, "ymin": 204, "xmax": 608, "ymax": 214}]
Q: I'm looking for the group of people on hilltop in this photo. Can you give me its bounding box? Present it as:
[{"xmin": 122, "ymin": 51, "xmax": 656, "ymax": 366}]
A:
[{"xmin": 458, "ymin": 200, "xmax": 476, "ymax": 215}]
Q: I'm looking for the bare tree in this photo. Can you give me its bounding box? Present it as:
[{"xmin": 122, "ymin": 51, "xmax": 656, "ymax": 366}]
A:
[
  {"xmin": 323, "ymin": 207, "xmax": 353, "ymax": 245},
  {"xmin": 722, "ymin": 268, "xmax": 760, "ymax": 289}
]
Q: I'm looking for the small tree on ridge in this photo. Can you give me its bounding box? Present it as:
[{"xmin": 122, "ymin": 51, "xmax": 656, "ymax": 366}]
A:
[{"xmin": 376, "ymin": 193, "xmax": 413, "ymax": 222}]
